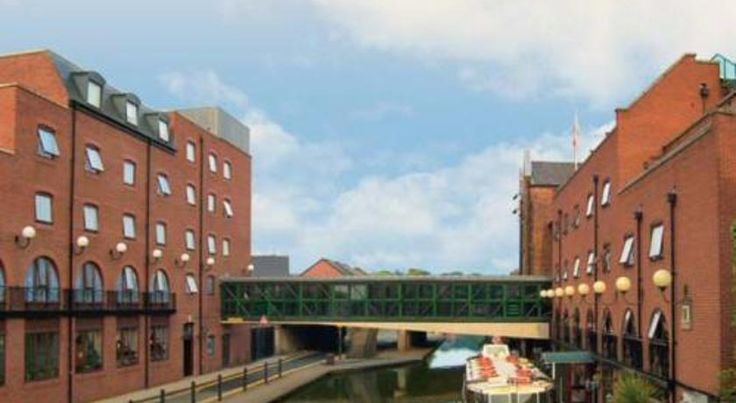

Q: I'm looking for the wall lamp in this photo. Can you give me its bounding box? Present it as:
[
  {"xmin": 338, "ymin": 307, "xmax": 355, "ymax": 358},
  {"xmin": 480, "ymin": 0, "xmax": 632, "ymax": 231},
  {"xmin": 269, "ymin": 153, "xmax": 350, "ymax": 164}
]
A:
[
  {"xmin": 206, "ymin": 257, "xmax": 216, "ymax": 268},
  {"xmin": 152, "ymin": 248, "xmax": 163, "ymax": 262},
  {"xmin": 74, "ymin": 235, "xmax": 90, "ymax": 255},
  {"xmin": 15, "ymin": 225, "xmax": 37, "ymax": 248},
  {"xmin": 110, "ymin": 242, "xmax": 127, "ymax": 259},
  {"xmin": 593, "ymin": 276, "xmax": 635, "ymax": 305},
  {"xmin": 175, "ymin": 253, "xmax": 190, "ymax": 268}
]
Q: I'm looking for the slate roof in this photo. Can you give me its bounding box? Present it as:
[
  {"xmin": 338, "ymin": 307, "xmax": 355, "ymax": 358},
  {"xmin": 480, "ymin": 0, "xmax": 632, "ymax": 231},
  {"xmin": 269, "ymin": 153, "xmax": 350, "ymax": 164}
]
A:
[{"xmin": 530, "ymin": 161, "xmax": 575, "ymax": 186}]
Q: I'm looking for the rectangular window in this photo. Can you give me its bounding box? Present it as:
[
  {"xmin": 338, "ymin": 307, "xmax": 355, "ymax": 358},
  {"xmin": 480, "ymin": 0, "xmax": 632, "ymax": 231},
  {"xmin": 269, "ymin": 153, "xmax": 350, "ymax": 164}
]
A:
[
  {"xmin": 572, "ymin": 257, "xmax": 580, "ymax": 278},
  {"xmin": 37, "ymin": 127, "xmax": 60, "ymax": 158},
  {"xmin": 586, "ymin": 194, "xmax": 594, "ymax": 217},
  {"xmin": 207, "ymin": 235, "xmax": 216, "ymax": 255},
  {"xmin": 649, "ymin": 224, "xmax": 665, "ymax": 259},
  {"xmin": 116, "ymin": 327, "xmax": 138, "ymax": 367},
  {"xmin": 586, "ymin": 251, "xmax": 595, "ymax": 274},
  {"xmin": 150, "ymin": 325, "xmax": 168, "ymax": 362},
  {"xmin": 87, "ymin": 81, "xmax": 102, "ymax": 108},
  {"xmin": 156, "ymin": 222, "xmax": 166, "ymax": 246},
  {"xmin": 158, "ymin": 120, "xmax": 170, "ymax": 142},
  {"xmin": 75, "ymin": 329, "xmax": 102, "ymax": 373},
  {"xmin": 209, "ymin": 154, "xmax": 218, "ymax": 173},
  {"xmin": 85, "ymin": 146, "xmax": 104, "ymax": 172},
  {"xmin": 222, "ymin": 239, "xmax": 230, "ymax": 257},
  {"xmin": 185, "ymin": 274, "xmax": 198, "ymax": 294},
  {"xmin": 123, "ymin": 161, "xmax": 136, "ymax": 186},
  {"xmin": 123, "ymin": 214, "xmax": 136, "ymax": 239},
  {"xmin": 157, "ymin": 174, "xmax": 172, "ymax": 196},
  {"xmin": 620, "ymin": 236, "xmax": 635, "ymax": 265},
  {"xmin": 126, "ymin": 101, "xmax": 138, "ymax": 125},
  {"xmin": 223, "ymin": 200, "xmax": 234, "ymax": 218},
  {"xmin": 601, "ymin": 180, "xmax": 612, "ymax": 206},
  {"xmin": 207, "ymin": 194, "xmax": 216, "ymax": 213},
  {"xmin": 83, "ymin": 204, "xmax": 99, "ymax": 232},
  {"xmin": 206, "ymin": 276, "xmax": 215, "ymax": 295},
  {"xmin": 35, "ymin": 193, "xmax": 53, "ymax": 223},
  {"xmin": 186, "ymin": 141, "xmax": 196, "ymax": 163},
  {"xmin": 185, "ymin": 230, "xmax": 196, "ymax": 251},
  {"xmin": 207, "ymin": 335, "xmax": 215, "ymax": 356},
  {"xmin": 186, "ymin": 185, "xmax": 196, "ymax": 205},
  {"xmin": 224, "ymin": 161, "xmax": 232, "ymax": 179},
  {"xmin": 25, "ymin": 331, "xmax": 59, "ymax": 381}
]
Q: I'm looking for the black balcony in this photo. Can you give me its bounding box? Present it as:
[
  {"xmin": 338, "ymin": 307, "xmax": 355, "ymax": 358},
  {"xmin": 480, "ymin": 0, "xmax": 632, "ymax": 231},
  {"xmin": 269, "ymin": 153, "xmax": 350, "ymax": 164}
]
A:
[{"xmin": 0, "ymin": 287, "xmax": 176, "ymax": 317}]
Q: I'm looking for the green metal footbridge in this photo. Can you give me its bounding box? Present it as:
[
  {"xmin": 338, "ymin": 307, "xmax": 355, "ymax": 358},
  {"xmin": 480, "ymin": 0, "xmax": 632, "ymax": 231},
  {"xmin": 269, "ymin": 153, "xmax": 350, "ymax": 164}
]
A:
[{"xmin": 220, "ymin": 275, "xmax": 552, "ymax": 339}]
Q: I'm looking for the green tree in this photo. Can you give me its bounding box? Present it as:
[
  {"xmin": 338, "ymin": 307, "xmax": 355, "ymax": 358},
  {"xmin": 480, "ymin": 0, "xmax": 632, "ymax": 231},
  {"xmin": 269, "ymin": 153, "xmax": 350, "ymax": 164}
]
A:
[
  {"xmin": 612, "ymin": 372, "xmax": 660, "ymax": 403},
  {"xmin": 721, "ymin": 368, "xmax": 736, "ymax": 401},
  {"xmin": 407, "ymin": 268, "xmax": 430, "ymax": 276}
]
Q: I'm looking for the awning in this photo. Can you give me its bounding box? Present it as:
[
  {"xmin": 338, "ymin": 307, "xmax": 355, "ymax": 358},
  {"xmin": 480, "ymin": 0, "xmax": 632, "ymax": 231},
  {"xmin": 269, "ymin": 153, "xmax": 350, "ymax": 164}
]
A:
[{"xmin": 541, "ymin": 351, "xmax": 595, "ymax": 364}]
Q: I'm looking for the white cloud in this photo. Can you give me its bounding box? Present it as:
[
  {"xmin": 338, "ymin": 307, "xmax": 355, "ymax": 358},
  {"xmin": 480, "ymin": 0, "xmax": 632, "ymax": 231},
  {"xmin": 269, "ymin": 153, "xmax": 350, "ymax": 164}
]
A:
[
  {"xmin": 159, "ymin": 68, "xmax": 610, "ymax": 274},
  {"xmin": 350, "ymin": 101, "xmax": 414, "ymax": 121},
  {"xmin": 311, "ymin": 0, "xmax": 736, "ymax": 105}
]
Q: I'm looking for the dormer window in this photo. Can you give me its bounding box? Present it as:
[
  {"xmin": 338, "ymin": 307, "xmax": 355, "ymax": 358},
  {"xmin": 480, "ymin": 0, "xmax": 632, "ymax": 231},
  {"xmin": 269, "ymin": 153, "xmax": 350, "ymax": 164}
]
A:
[
  {"xmin": 158, "ymin": 119, "xmax": 170, "ymax": 142},
  {"xmin": 87, "ymin": 81, "xmax": 102, "ymax": 108},
  {"xmin": 126, "ymin": 101, "xmax": 138, "ymax": 125}
]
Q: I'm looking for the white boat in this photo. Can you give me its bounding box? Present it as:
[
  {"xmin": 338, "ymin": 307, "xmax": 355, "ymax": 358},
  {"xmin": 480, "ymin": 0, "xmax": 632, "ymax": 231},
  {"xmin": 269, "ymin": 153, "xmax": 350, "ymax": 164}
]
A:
[{"xmin": 463, "ymin": 344, "xmax": 554, "ymax": 403}]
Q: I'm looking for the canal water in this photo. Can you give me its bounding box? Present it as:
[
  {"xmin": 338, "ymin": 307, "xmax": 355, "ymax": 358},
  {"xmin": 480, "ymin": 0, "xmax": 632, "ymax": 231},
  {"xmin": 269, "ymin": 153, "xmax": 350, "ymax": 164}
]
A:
[{"xmin": 280, "ymin": 335, "xmax": 485, "ymax": 403}]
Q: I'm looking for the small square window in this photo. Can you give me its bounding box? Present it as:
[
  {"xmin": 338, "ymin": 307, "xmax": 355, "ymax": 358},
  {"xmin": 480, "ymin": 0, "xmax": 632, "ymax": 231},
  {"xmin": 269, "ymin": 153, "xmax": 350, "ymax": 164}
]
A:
[
  {"xmin": 222, "ymin": 239, "xmax": 230, "ymax": 257},
  {"xmin": 186, "ymin": 142, "xmax": 196, "ymax": 163},
  {"xmin": 207, "ymin": 235, "xmax": 216, "ymax": 255},
  {"xmin": 186, "ymin": 185, "xmax": 196, "ymax": 206},
  {"xmin": 158, "ymin": 120, "xmax": 170, "ymax": 142},
  {"xmin": 223, "ymin": 200, "xmax": 233, "ymax": 218},
  {"xmin": 185, "ymin": 230, "xmax": 196, "ymax": 251},
  {"xmin": 601, "ymin": 180, "xmax": 612, "ymax": 206},
  {"xmin": 208, "ymin": 154, "xmax": 217, "ymax": 173},
  {"xmin": 185, "ymin": 274, "xmax": 198, "ymax": 294},
  {"xmin": 157, "ymin": 174, "xmax": 171, "ymax": 196},
  {"xmin": 619, "ymin": 236, "xmax": 635, "ymax": 265},
  {"xmin": 37, "ymin": 127, "xmax": 60, "ymax": 158},
  {"xmin": 83, "ymin": 204, "xmax": 99, "ymax": 232},
  {"xmin": 126, "ymin": 101, "xmax": 138, "ymax": 125},
  {"xmin": 87, "ymin": 81, "xmax": 102, "ymax": 108},
  {"xmin": 85, "ymin": 146, "xmax": 104, "ymax": 172},
  {"xmin": 156, "ymin": 222, "xmax": 167, "ymax": 246},
  {"xmin": 223, "ymin": 161, "xmax": 232, "ymax": 180},
  {"xmin": 123, "ymin": 214, "xmax": 136, "ymax": 239},
  {"xmin": 207, "ymin": 194, "xmax": 216, "ymax": 213},
  {"xmin": 35, "ymin": 193, "xmax": 53, "ymax": 223},
  {"xmin": 585, "ymin": 194, "xmax": 594, "ymax": 217},
  {"xmin": 649, "ymin": 224, "xmax": 665, "ymax": 259},
  {"xmin": 123, "ymin": 161, "xmax": 136, "ymax": 186}
]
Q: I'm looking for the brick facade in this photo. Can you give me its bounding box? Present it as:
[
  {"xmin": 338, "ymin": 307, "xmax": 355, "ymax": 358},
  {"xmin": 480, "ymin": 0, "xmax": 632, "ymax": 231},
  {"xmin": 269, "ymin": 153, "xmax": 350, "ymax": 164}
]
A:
[{"xmin": 0, "ymin": 50, "xmax": 252, "ymax": 402}]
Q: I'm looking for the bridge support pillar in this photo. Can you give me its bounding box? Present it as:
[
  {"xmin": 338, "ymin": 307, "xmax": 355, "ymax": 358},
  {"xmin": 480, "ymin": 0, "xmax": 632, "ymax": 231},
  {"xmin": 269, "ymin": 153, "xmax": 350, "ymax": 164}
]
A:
[
  {"xmin": 397, "ymin": 330, "xmax": 411, "ymax": 352},
  {"xmin": 346, "ymin": 328, "xmax": 378, "ymax": 358},
  {"xmin": 274, "ymin": 325, "xmax": 301, "ymax": 355}
]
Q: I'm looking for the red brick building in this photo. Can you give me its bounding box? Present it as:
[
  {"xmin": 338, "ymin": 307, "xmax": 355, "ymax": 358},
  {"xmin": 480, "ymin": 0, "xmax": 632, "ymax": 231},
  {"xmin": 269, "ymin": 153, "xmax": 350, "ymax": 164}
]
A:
[
  {"xmin": 519, "ymin": 53, "xmax": 736, "ymax": 401},
  {"xmin": 300, "ymin": 258, "xmax": 365, "ymax": 278},
  {"xmin": 0, "ymin": 49, "xmax": 252, "ymax": 402}
]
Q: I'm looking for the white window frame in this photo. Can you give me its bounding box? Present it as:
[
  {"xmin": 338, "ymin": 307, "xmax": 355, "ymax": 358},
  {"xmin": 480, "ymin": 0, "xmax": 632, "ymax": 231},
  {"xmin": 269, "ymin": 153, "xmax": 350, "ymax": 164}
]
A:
[
  {"xmin": 223, "ymin": 161, "xmax": 232, "ymax": 180},
  {"xmin": 158, "ymin": 119, "xmax": 170, "ymax": 142},
  {"xmin": 601, "ymin": 180, "xmax": 612, "ymax": 206},
  {"xmin": 185, "ymin": 274, "xmax": 198, "ymax": 294},
  {"xmin": 207, "ymin": 235, "xmax": 216, "ymax": 255},
  {"xmin": 572, "ymin": 257, "xmax": 581, "ymax": 278},
  {"xmin": 186, "ymin": 141, "xmax": 196, "ymax": 163},
  {"xmin": 157, "ymin": 174, "xmax": 172, "ymax": 196},
  {"xmin": 85, "ymin": 146, "xmax": 104, "ymax": 172},
  {"xmin": 126, "ymin": 101, "xmax": 138, "ymax": 125},
  {"xmin": 586, "ymin": 251, "xmax": 595, "ymax": 274},
  {"xmin": 83, "ymin": 204, "xmax": 99, "ymax": 232},
  {"xmin": 223, "ymin": 199, "xmax": 233, "ymax": 218},
  {"xmin": 208, "ymin": 153, "xmax": 217, "ymax": 173},
  {"xmin": 37, "ymin": 127, "xmax": 60, "ymax": 158},
  {"xmin": 207, "ymin": 194, "xmax": 216, "ymax": 213},
  {"xmin": 186, "ymin": 185, "xmax": 196, "ymax": 206},
  {"xmin": 222, "ymin": 239, "xmax": 230, "ymax": 257},
  {"xmin": 585, "ymin": 194, "xmax": 594, "ymax": 217},
  {"xmin": 620, "ymin": 236, "xmax": 635, "ymax": 265},
  {"xmin": 155, "ymin": 222, "xmax": 167, "ymax": 246},
  {"xmin": 185, "ymin": 230, "xmax": 196, "ymax": 251},
  {"xmin": 123, "ymin": 160, "xmax": 136, "ymax": 186},
  {"xmin": 87, "ymin": 81, "xmax": 102, "ymax": 108},
  {"xmin": 649, "ymin": 224, "xmax": 665, "ymax": 259},
  {"xmin": 123, "ymin": 214, "xmax": 136, "ymax": 239},
  {"xmin": 35, "ymin": 193, "xmax": 53, "ymax": 223}
]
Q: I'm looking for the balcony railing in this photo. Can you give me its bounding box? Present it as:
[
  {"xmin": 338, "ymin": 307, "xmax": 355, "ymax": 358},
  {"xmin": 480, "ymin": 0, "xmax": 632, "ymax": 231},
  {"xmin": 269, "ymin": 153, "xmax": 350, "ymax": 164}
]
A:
[{"xmin": 0, "ymin": 287, "xmax": 176, "ymax": 316}]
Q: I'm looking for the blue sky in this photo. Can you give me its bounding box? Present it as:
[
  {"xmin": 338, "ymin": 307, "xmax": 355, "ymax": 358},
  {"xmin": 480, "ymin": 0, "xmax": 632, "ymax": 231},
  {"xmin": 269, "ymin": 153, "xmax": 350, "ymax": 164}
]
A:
[{"xmin": 3, "ymin": 0, "xmax": 735, "ymax": 273}]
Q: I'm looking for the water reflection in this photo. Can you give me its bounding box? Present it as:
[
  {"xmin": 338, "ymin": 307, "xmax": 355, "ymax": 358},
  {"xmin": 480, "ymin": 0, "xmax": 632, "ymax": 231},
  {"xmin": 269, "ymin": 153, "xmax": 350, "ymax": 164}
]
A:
[{"xmin": 280, "ymin": 336, "xmax": 484, "ymax": 403}]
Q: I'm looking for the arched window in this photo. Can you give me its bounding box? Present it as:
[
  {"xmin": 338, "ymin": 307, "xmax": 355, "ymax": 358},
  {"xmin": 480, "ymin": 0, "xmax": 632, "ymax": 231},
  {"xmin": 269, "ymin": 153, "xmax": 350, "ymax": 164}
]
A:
[
  {"xmin": 622, "ymin": 309, "xmax": 642, "ymax": 369},
  {"xmin": 572, "ymin": 308, "xmax": 582, "ymax": 348},
  {"xmin": 649, "ymin": 310, "xmax": 669, "ymax": 378},
  {"xmin": 602, "ymin": 310, "xmax": 617, "ymax": 360},
  {"xmin": 76, "ymin": 262, "xmax": 103, "ymax": 303},
  {"xmin": 25, "ymin": 257, "xmax": 60, "ymax": 302},
  {"xmin": 586, "ymin": 310, "xmax": 597, "ymax": 353},
  {"xmin": 117, "ymin": 266, "xmax": 139, "ymax": 303},
  {"xmin": 150, "ymin": 270, "xmax": 170, "ymax": 303},
  {"xmin": 562, "ymin": 310, "xmax": 571, "ymax": 344}
]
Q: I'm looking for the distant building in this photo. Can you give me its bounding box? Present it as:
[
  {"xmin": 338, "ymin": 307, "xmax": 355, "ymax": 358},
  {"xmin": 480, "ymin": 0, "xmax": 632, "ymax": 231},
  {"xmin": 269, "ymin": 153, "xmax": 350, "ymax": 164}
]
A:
[
  {"xmin": 300, "ymin": 258, "xmax": 365, "ymax": 278},
  {"xmin": 251, "ymin": 255, "xmax": 290, "ymax": 277}
]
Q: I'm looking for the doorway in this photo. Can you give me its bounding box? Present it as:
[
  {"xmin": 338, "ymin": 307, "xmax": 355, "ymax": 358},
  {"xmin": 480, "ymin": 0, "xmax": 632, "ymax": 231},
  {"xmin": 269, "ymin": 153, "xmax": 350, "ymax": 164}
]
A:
[
  {"xmin": 183, "ymin": 323, "xmax": 194, "ymax": 377},
  {"xmin": 222, "ymin": 334, "xmax": 231, "ymax": 367}
]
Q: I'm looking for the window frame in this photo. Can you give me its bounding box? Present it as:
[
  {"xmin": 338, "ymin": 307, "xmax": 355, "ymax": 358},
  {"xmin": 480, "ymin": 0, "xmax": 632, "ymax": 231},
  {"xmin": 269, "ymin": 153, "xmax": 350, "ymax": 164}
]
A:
[
  {"xmin": 125, "ymin": 101, "xmax": 138, "ymax": 125},
  {"xmin": 223, "ymin": 161, "xmax": 232, "ymax": 180},
  {"xmin": 157, "ymin": 174, "xmax": 172, "ymax": 196},
  {"xmin": 186, "ymin": 141, "xmax": 196, "ymax": 163},
  {"xmin": 585, "ymin": 194, "xmax": 594, "ymax": 217},
  {"xmin": 116, "ymin": 326, "xmax": 138, "ymax": 367},
  {"xmin": 186, "ymin": 184, "xmax": 197, "ymax": 206},
  {"xmin": 185, "ymin": 273, "xmax": 199, "ymax": 294},
  {"xmin": 155, "ymin": 222, "xmax": 167, "ymax": 246},
  {"xmin": 572, "ymin": 256, "xmax": 580, "ymax": 278},
  {"xmin": 83, "ymin": 204, "xmax": 100, "ymax": 232},
  {"xmin": 208, "ymin": 153, "xmax": 218, "ymax": 173},
  {"xmin": 123, "ymin": 160, "xmax": 136, "ymax": 186},
  {"xmin": 86, "ymin": 80, "xmax": 102, "ymax": 108},
  {"xmin": 619, "ymin": 235, "xmax": 635, "ymax": 266},
  {"xmin": 75, "ymin": 328, "xmax": 103, "ymax": 373},
  {"xmin": 223, "ymin": 199, "xmax": 234, "ymax": 218},
  {"xmin": 25, "ymin": 331, "xmax": 59, "ymax": 381},
  {"xmin": 207, "ymin": 234, "xmax": 217, "ymax": 255},
  {"xmin": 586, "ymin": 250, "xmax": 595, "ymax": 274},
  {"xmin": 37, "ymin": 126, "xmax": 60, "ymax": 158},
  {"xmin": 158, "ymin": 119, "xmax": 170, "ymax": 142},
  {"xmin": 649, "ymin": 223, "xmax": 665, "ymax": 260},
  {"xmin": 122, "ymin": 214, "xmax": 137, "ymax": 239},
  {"xmin": 150, "ymin": 325, "xmax": 169, "ymax": 362},
  {"xmin": 185, "ymin": 229, "xmax": 196, "ymax": 251},
  {"xmin": 222, "ymin": 238, "xmax": 231, "ymax": 257},
  {"xmin": 85, "ymin": 145, "xmax": 105, "ymax": 173},
  {"xmin": 207, "ymin": 193, "xmax": 216, "ymax": 213},
  {"xmin": 35, "ymin": 192, "xmax": 54, "ymax": 224},
  {"xmin": 601, "ymin": 180, "xmax": 612, "ymax": 207}
]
